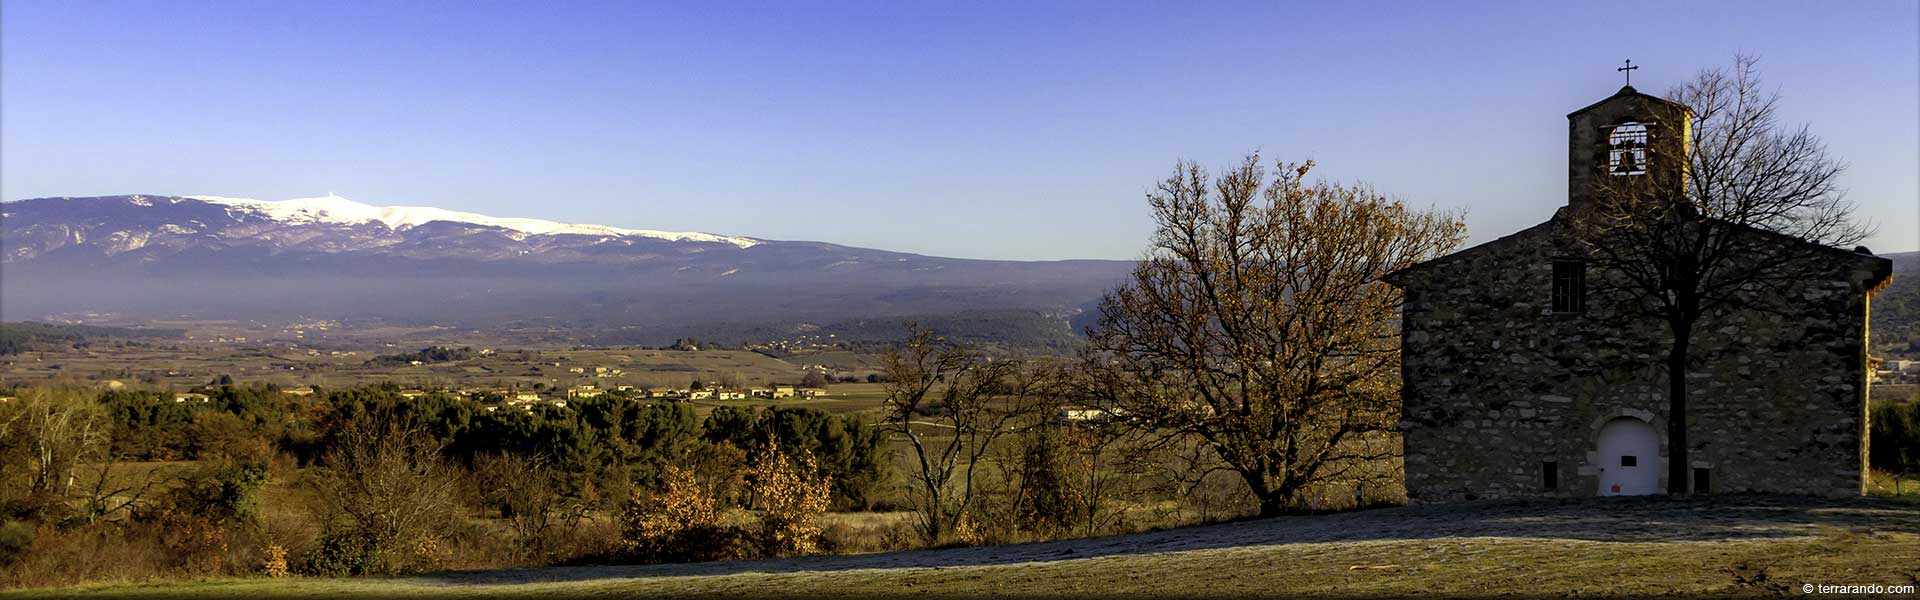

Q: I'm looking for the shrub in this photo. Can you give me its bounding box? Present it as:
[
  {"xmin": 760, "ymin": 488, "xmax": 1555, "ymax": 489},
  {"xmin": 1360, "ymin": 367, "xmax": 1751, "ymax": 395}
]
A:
[
  {"xmin": 0, "ymin": 521, "xmax": 34, "ymax": 565},
  {"xmin": 618, "ymin": 465, "xmax": 755, "ymax": 563},
  {"xmin": 167, "ymin": 461, "xmax": 270, "ymax": 525},
  {"xmin": 308, "ymin": 417, "xmax": 461, "ymax": 575},
  {"xmin": 262, "ymin": 543, "xmax": 289, "ymax": 578},
  {"xmin": 817, "ymin": 518, "xmax": 917, "ymax": 554},
  {"xmin": 157, "ymin": 513, "xmax": 228, "ymax": 575},
  {"xmin": 301, "ymin": 529, "xmax": 384, "ymax": 576},
  {"xmin": 0, "ymin": 523, "xmax": 176, "ymax": 588},
  {"xmin": 473, "ymin": 453, "xmax": 592, "ymax": 556},
  {"xmin": 188, "ymin": 411, "xmax": 272, "ymax": 462},
  {"xmin": 686, "ymin": 441, "xmax": 748, "ymax": 508},
  {"xmin": 1012, "ymin": 428, "xmax": 1090, "ymax": 539},
  {"xmin": 1872, "ymin": 400, "xmax": 1920, "ymax": 477},
  {"xmin": 700, "ymin": 406, "xmax": 889, "ymax": 509},
  {"xmin": 750, "ymin": 441, "xmax": 832, "ymax": 557}
]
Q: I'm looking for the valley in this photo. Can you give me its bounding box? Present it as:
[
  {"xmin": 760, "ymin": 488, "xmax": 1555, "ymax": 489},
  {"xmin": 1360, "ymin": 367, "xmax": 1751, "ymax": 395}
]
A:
[{"xmin": 0, "ymin": 319, "xmax": 900, "ymax": 418}]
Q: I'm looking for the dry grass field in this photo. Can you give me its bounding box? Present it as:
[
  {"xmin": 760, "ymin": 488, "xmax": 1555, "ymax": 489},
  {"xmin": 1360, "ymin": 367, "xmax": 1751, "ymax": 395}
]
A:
[{"xmin": 9, "ymin": 495, "xmax": 1916, "ymax": 599}]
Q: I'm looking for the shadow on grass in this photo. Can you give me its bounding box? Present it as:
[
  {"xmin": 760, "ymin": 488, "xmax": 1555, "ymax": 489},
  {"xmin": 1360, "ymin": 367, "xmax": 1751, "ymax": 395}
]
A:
[{"xmin": 414, "ymin": 494, "xmax": 1920, "ymax": 586}]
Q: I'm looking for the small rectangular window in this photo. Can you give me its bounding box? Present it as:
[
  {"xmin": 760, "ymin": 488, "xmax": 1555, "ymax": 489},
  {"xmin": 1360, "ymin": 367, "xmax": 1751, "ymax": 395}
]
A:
[
  {"xmin": 1542, "ymin": 461, "xmax": 1558, "ymax": 490},
  {"xmin": 1693, "ymin": 467, "xmax": 1711, "ymax": 494},
  {"xmin": 1552, "ymin": 261, "xmax": 1586, "ymax": 314},
  {"xmin": 1620, "ymin": 455, "xmax": 1637, "ymax": 467}
]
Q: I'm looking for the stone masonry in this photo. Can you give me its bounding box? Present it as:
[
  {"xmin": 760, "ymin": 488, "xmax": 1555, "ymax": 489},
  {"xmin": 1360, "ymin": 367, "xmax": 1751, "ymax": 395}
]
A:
[{"xmin": 1383, "ymin": 86, "xmax": 1894, "ymax": 502}]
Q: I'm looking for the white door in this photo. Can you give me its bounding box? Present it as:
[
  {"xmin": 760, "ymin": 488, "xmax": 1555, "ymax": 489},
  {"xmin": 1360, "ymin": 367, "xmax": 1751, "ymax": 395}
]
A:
[{"xmin": 1596, "ymin": 417, "xmax": 1660, "ymax": 496}]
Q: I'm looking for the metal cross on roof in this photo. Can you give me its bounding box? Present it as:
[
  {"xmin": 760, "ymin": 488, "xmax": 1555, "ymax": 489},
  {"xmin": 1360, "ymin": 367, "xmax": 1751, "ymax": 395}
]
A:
[{"xmin": 1617, "ymin": 59, "xmax": 1639, "ymax": 86}]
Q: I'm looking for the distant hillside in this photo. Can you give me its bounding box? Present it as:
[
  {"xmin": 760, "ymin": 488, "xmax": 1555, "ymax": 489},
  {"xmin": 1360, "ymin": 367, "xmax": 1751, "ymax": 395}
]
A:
[
  {"xmin": 0, "ymin": 321, "xmax": 184, "ymax": 355},
  {"xmin": 567, "ymin": 308, "xmax": 1084, "ymax": 355},
  {"xmin": 1875, "ymin": 250, "xmax": 1920, "ymax": 360},
  {"xmin": 1, "ymin": 195, "xmax": 1134, "ymax": 351}
]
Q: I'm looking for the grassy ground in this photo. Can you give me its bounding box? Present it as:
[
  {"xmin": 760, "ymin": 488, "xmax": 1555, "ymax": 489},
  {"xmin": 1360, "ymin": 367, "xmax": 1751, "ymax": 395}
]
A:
[
  {"xmin": 1870, "ymin": 470, "xmax": 1920, "ymax": 499},
  {"xmin": 11, "ymin": 495, "xmax": 1917, "ymax": 599}
]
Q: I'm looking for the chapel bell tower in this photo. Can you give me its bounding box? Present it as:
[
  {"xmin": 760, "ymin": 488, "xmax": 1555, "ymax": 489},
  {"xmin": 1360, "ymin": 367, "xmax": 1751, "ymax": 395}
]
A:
[{"xmin": 1566, "ymin": 78, "xmax": 1692, "ymax": 213}]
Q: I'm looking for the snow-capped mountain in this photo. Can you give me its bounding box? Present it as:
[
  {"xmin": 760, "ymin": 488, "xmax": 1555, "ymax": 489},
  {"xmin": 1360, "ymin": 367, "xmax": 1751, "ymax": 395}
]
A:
[
  {"xmin": 185, "ymin": 194, "xmax": 759, "ymax": 247},
  {"xmin": 0, "ymin": 194, "xmax": 1131, "ymax": 345},
  {"xmin": 2, "ymin": 194, "xmax": 766, "ymax": 264}
]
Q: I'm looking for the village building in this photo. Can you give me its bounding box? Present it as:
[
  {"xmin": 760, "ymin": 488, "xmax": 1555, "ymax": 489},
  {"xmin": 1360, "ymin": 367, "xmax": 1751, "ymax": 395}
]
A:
[
  {"xmin": 1384, "ymin": 84, "xmax": 1893, "ymax": 501},
  {"xmin": 1056, "ymin": 406, "xmax": 1117, "ymax": 425}
]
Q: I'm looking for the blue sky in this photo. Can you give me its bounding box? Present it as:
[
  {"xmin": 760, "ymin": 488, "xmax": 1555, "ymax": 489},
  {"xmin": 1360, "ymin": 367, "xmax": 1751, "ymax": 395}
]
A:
[{"xmin": 4, "ymin": 1, "xmax": 1915, "ymax": 260}]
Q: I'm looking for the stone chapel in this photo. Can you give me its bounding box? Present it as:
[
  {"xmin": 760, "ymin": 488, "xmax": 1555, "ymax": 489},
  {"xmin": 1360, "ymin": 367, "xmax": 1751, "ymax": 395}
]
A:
[{"xmin": 1383, "ymin": 85, "xmax": 1895, "ymax": 502}]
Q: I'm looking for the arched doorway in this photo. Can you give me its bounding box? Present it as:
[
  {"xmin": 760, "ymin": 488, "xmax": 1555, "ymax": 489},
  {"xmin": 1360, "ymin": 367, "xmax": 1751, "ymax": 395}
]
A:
[{"xmin": 1596, "ymin": 417, "xmax": 1660, "ymax": 496}]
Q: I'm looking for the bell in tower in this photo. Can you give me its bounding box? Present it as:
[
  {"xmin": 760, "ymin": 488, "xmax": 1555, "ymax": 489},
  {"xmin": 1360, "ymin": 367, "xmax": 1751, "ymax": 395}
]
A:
[{"xmin": 1565, "ymin": 85, "xmax": 1691, "ymax": 213}]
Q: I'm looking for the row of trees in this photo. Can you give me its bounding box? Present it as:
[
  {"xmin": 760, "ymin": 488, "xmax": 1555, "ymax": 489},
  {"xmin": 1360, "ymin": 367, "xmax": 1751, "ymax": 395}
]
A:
[{"xmin": 0, "ymin": 382, "xmax": 892, "ymax": 581}]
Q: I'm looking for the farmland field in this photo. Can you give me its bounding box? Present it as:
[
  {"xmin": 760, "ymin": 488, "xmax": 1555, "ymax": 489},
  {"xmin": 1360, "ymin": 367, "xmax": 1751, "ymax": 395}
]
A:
[
  {"xmin": 0, "ymin": 322, "xmax": 890, "ymax": 406},
  {"xmin": 9, "ymin": 495, "xmax": 1917, "ymax": 599}
]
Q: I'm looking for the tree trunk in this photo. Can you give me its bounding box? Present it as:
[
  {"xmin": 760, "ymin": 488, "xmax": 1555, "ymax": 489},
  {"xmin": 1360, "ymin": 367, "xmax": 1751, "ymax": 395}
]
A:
[
  {"xmin": 1666, "ymin": 319, "xmax": 1692, "ymax": 495},
  {"xmin": 1240, "ymin": 468, "xmax": 1287, "ymax": 518},
  {"xmin": 1256, "ymin": 494, "xmax": 1285, "ymax": 518}
]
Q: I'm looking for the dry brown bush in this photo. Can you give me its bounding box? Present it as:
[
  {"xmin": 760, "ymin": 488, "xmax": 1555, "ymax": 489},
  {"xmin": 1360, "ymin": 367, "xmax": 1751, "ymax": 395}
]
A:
[
  {"xmin": 0, "ymin": 523, "xmax": 176, "ymax": 588},
  {"xmin": 261, "ymin": 543, "xmax": 289, "ymax": 578},
  {"xmin": 750, "ymin": 440, "xmax": 832, "ymax": 557},
  {"xmin": 618, "ymin": 464, "xmax": 754, "ymax": 563},
  {"xmin": 621, "ymin": 465, "xmax": 718, "ymax": 547},
  {"xmin": 305, "ymin": 418, "xmax": 461, "ymax": 574},
  {"xmin": 158, "ymin": 512, "xmax": 229, "ymax": 575},
  {"xmin": 818, "ymin": 518, "xmax": 918, "ymax": 554}
]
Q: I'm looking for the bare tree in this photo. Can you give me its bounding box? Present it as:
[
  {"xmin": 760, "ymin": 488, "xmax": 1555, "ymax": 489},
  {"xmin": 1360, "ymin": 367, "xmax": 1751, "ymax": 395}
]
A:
[
  {"xmin": 79, "ymin": 456, "xmax": 177, "ymax": 525},
  {"xmin": 473, "ymin": 453, "xmax": 593, "ymax": 556},
  {"xmin": 881, "ymin": 325, "xmax": 1051, "ymax": 543},
  {"xmin": 1085, "ymin": 155, "xmax": 1463, "ymax": 517},
  {"xmin": 1572, "ymin": 56, "xmax": 1871, "ymax": 493},
  {"xmin": 1003, "ymin": 408, "xmax": 1146, "ymax": 538},
  {"xmin": 311, "ymin": 417, "xmax": 462, "ymax": 569},
  {"xmin": 0, "ymin": 389, "xmax": 111, "ymax": 518}
]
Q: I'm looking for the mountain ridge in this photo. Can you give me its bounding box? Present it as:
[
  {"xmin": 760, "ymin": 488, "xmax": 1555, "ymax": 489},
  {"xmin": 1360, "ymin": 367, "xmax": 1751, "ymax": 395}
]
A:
[
  {"xmin": 0, "ymin": 194, "xmax": 1136, "ymax": 348},
  {"xmin": 178, "ymin": 194, "xmax": 762, "ymax": 247}
]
